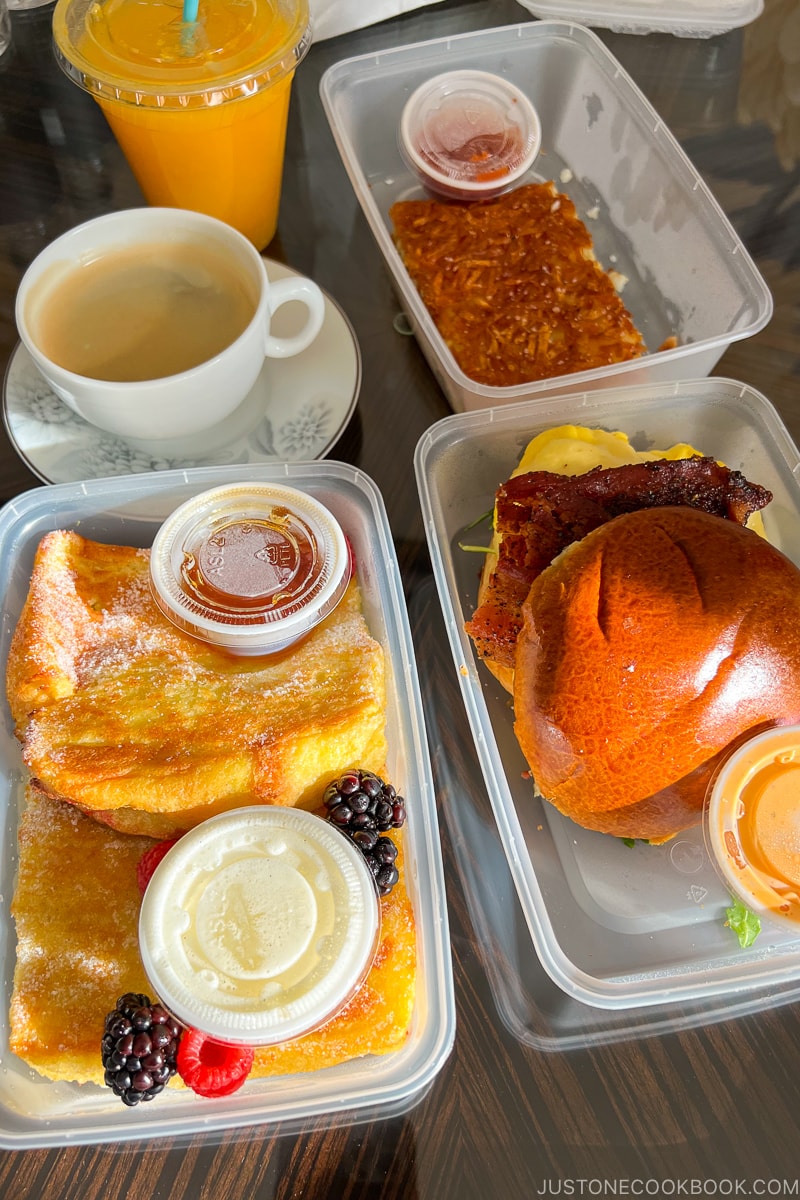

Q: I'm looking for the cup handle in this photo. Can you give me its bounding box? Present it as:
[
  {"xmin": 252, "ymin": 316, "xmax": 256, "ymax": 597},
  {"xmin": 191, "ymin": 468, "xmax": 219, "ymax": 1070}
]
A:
[{"xmin": 264, "ymin": 277, "xmax": 326, "ymax": 359}]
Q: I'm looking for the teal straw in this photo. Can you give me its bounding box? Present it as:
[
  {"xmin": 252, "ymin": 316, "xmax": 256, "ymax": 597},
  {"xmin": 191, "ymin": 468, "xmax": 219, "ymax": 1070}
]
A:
[{"xmin": 182, "ymin": 0, "xmax": 199, "ymax": 22}]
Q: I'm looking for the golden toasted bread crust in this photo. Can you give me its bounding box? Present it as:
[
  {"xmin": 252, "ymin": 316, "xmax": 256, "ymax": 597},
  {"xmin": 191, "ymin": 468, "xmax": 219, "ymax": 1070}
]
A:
[
  {"xmin": 10, "ymin": 789, "xmax": 415, "ymax": 1085},
  {"xmin": 7, "ymin": 531, "xmax": 388, "ymax": 837},
  {"xmin": 475, "ymin": 552, "xmax": 514, "ymax": 694}
]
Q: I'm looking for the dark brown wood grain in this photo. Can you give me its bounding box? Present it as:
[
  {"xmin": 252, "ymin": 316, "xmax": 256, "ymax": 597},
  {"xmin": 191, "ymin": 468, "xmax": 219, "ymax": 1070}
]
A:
[{"xmin": 1, "ymin": 0, "xmax": 800, "ymax": 1194}]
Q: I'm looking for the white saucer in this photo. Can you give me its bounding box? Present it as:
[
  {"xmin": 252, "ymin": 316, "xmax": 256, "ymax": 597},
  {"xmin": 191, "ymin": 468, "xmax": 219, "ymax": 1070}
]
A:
[{"xmin": 3, "ymin": 260, "xmax": 361, "ymax": 485}]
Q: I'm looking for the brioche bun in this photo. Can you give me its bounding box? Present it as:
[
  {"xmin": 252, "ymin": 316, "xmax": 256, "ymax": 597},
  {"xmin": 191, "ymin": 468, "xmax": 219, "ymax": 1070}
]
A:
[{"xmin": 512, "ymin": 506, "xmax": 800, "ymax": 841}]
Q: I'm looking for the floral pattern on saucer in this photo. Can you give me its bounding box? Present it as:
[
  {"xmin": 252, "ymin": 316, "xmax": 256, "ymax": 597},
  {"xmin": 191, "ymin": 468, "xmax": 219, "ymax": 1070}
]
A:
[{"xmin": 3, "ymin": 261, "xmax": 360, "ymax": 485}]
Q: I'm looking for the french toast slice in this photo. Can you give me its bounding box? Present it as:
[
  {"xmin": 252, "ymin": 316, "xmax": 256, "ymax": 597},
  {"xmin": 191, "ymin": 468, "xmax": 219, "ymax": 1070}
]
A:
[
  {"xmin": 10, "ymin": 788, "xmax": 416, "ymax": 1086},
  {"xmin": 10, "ymin": 787, "xmax": 154, "ymax": 1084},
  {"xmin": 7, "ymin": 531, "xmax": 387, "ymax": 838}
]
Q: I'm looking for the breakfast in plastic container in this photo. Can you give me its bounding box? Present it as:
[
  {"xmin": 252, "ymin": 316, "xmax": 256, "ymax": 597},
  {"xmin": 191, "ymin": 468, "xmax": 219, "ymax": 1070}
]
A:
[
  {"xmin": 392, "ymin": 71, "xmax": 676, "ymax": 392},
  {"xmin": 463, "ymin": 425, "xmax": 800, "ymax": 852},
  {"xmin": 6, "ymin": 484, "xmax": 416, "ymax": 1104}
]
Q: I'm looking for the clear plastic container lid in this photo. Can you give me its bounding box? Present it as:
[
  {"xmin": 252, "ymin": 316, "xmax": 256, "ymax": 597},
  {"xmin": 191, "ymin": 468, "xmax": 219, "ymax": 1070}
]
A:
[
  {"xmin": 138, "ymin": 806, "xmax": 381, "ymax": 1045},
  {"xmin": 514, "ymin": 0, "xmax": 763, "ymax": 38},
  {"xmin": 705, "ymin": 725, "xmax": 800, "ymax": 932},
  {"xmin": 149, "ymin": 482, "xmax": 352, "ymax": 655},
  {"xmin": 398, "ymin": 69, "xmax": 541, "ymax": 201}
]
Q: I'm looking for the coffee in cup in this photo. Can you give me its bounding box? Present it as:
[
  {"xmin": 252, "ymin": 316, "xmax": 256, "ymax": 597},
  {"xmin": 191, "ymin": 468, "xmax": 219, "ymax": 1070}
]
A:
[{"xmin": 15, "ymin": 208, "xmax": 325, "ymax": 440}]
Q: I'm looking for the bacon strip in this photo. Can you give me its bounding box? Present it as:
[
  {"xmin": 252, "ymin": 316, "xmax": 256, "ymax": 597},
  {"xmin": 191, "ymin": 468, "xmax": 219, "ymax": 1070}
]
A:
[{"xmin": 465, "ymin": 457, "xmax": 773, "ymax": 673}]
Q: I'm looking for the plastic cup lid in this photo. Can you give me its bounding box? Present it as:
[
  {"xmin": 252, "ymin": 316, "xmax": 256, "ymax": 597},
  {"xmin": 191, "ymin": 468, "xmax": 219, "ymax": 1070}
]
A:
[
  {"xmin": 149, "ymin": 482, "xmax": 352, "ymax": 655},
  {"xmin": 52, "ymin": 0, "xmax": 311, "ymax": 107},
  {"xmin": 138, "ymin": 807, "xmax": 381, "ymax": 1045},
  {"xmin": 399, "ymin": 69, "xmax": 541, "ymax": 199},
  {"xmin": 705, "ymin": 725, "xmax": 800, "ymax": 930}
]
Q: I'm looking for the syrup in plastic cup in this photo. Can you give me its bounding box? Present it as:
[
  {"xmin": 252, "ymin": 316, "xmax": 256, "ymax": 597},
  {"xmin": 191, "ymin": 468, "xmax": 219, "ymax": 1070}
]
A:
[
  {"xmin": 52, "ymin": 0, "xmax": 311, "ymax": 251},
  {"xmin": 705, "ymin": 725, "xmax": 800, "ymax": 932},
  {"xmin": 149, "ymin": 482, "xmax": 352, "ymax": 655},
  {"xmin": 399, "ymin": 69, "xmax": 541, "ymax": 202},
  {"xmin": 138, "ymin": 807, "xmax": 381, "ymax": 1045}
]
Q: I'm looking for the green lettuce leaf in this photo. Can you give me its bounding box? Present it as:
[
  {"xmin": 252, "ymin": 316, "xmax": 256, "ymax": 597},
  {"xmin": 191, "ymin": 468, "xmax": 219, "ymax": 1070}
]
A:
[{"xmin": 725, "ymin": 898, "xmax": 761, "ymax": 949}]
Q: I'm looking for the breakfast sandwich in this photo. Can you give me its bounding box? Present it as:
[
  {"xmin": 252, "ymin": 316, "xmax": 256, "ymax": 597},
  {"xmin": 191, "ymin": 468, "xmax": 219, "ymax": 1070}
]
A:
[
  {"xmin": 464, "ymin": 426, "xmax": 800, "ymax": 842},
  {"xmin": 10, "ymin": 787, "xmax": 416, "ymax": 1086},
  {"xmin": 6, "ymin": 530, "xmax": 388, "ymax": 839},
  {"xmin": 467, "ymin": 448, "xmax": 773, "ymax": 690}
]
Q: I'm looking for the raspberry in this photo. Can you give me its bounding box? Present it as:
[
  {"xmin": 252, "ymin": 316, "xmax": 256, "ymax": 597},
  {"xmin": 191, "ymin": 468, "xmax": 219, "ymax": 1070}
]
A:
[
  {"xmin": 176, "ymin": 1028, "xmax": 255, "ymax": 1098},
  {"xmin": 101, "ymin": 993, "xmax": 182, "ymax": 1106},
  {"xmin": 322, "ymin": 770, "xmax": 406, "ymax": 895},
  {"xmin": 137, "ymin": 838, "xmax": 180, "ymax": 896}
]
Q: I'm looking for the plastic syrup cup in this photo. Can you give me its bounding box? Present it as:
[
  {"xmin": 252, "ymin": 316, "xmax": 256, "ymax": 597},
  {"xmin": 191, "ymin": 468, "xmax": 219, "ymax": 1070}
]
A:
[
  {"xmin": 398, "ymin": 69, "xmax": 541, "ymax": 201},
  {"xmin": 52, "ymin": 0, "xmax": 311, "ymax": 251},
  {"xmin": 138, "ymin": 806, "xmax": 381, "ymax": 1046},
  {"xmin": 705, "ymin": 725, "xmax": 800, "ymax": 932},
  {"xmin": 149, "ymin": 482, "xmax": 352, "ymax": 656}
]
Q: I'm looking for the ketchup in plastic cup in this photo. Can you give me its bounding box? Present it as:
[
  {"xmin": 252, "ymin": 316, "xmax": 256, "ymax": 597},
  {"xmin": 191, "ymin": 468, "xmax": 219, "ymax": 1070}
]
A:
[
  {"xmin": 398, "ymin": 69, "xmax": 541, "ymax": 202},
  {"xmin": 52, "ymin": 0, "xmax": 311, "ymax": 250},
  {"xmin": 705, "ymin": 725, "xmax": 800, "ymax": 932}
]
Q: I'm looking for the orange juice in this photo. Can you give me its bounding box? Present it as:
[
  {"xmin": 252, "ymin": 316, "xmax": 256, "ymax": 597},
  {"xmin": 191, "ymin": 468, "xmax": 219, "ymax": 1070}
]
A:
[{"xmin": 52, "ymin": 0, "xmax": 311, "ymax": 250}]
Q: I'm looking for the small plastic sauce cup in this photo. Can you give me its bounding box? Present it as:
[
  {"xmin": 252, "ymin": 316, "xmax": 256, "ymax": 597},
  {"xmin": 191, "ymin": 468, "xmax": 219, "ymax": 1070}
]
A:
[
  {"xmin": 398, "ymin": 69, "xmax": 541, "ymax": 201},
  {"xmin": 705, "ymin": 725, "xmax": 800, "ymax": 930},
  {"xmin": 138, "ymin": 806, "xmax": 381, "ymax": 1046},
  {"xmin": 149, "ymin": 483, "xmax": 351, "ymax": 656}
]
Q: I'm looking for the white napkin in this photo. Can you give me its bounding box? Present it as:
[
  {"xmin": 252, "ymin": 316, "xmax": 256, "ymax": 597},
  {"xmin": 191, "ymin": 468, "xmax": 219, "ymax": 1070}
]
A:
[{"xmin": 309, "ymin": 0, "xmax": 444, "ymax": 42}]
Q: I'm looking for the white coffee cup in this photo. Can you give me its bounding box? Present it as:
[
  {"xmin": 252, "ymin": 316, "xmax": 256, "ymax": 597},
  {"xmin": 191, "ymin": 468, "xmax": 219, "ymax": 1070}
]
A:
[{"xmin": 14, "ymin": 208, "xmax": 326, "ymax": 441}]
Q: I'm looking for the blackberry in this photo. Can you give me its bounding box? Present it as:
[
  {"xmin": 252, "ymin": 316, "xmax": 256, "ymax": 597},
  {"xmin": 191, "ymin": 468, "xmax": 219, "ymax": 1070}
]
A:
[
  {"xmin": 323, "ymin": 770, "xmax": 406, "ymax": 896},
  {"xmin": 101, "ymin": 992, "xmax": 182, "ymax": 1106}
]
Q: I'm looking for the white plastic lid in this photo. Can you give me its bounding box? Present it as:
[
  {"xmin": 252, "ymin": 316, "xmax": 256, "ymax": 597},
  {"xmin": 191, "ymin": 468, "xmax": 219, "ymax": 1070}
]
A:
[
  {"xmin": 149, "ymin": 483, "xmax": 352, "ymax": 656},
  {"xmin": 399, "ymin": 69, "xmax": 541, "ymax": 201},
  {"xmin": 138, "ymin": 806, "xmax": 381, "ymax": 1046},
  {"xmin": 514, "ymin": 0, "xmax": 763, "ymax": 38},
  {"xmin": 705, "ymin": 725, "xmax": 800, "ymax": 932}
]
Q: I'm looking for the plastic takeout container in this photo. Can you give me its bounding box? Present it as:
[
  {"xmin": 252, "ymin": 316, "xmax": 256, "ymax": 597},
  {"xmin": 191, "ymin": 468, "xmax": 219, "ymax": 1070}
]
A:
[
  {"xmin": 705, "ymin": 726, "xmax": 800, "ymax": 934},
  {"xmin": 398, "ymin": 69, "xmax": 541, "ymax": 201},
  {"xmin": 149, "ymin": 482, "xmax": 352, "ymax": 655},
  {"xmin": 0, "ymin": 462, "xmax": 454, "ymax": 1148},
  {"xmin": 414, "ymin": 377, "xmax": 800, "ymax": 1009},
  {"xmin": 320, "ymin": 22, "xmax": 772, "ymax": 413},
  {"xmin": 514, "ymin": 0, "xmax": 764, "ymax": 38}
]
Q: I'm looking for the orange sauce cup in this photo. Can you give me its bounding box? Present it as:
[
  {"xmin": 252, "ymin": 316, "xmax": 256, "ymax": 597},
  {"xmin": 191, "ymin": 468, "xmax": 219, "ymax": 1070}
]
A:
[{"xmin": 705, "ymin": 725, "xmax": 800, "ymax": 931}]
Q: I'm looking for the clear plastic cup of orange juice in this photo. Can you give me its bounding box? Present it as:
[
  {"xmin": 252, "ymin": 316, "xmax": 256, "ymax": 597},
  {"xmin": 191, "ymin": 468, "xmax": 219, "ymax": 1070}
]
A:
[{"xmin": 52, "ymin": 0, "xmax": 311, "ymax": 251}]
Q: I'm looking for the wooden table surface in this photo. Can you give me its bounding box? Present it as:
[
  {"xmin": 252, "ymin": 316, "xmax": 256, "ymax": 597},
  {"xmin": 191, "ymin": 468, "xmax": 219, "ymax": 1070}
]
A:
[{"xmin": 1, "ymin": 0, "xmax": 800, "ymax": 1195}]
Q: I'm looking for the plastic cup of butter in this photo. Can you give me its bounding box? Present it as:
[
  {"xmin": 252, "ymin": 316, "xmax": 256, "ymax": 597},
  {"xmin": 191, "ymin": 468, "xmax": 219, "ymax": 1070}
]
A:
[
  {"xmin": 704, "ymin": 724, "xmax": 800, "ymax": 933},
  {"xmin": 138, "ymin": 806, "xmax": 381, "ymax": 1046},
  {"xmin": 398, "ymin": 69, "xmax": 541, "ymax": 202},
  {"xmin": 149, "ymin": 482, "xmax": 352, "ymax": 656}
]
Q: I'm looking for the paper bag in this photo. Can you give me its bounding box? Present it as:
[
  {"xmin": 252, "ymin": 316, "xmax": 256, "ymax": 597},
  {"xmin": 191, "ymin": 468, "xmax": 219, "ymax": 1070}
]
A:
[{"xmin": 310, "ymin": 0, "xmax": 445, "ymax": 42}]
